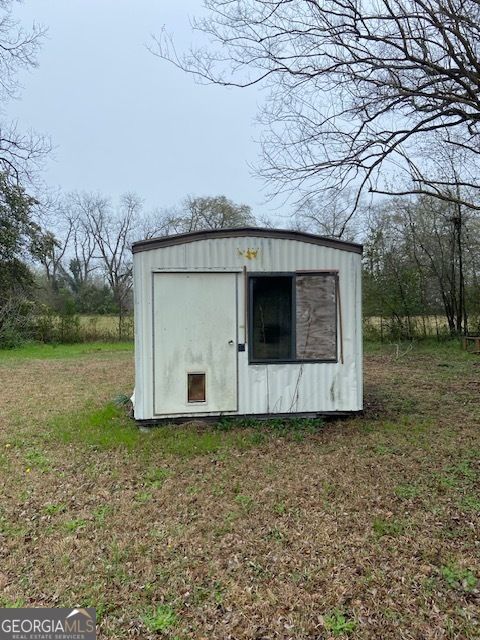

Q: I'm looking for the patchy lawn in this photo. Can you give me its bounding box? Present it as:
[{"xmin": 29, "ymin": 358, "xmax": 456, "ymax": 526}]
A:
[{"xmin": 0, "ymin": 341, "xmax": 478, "ymax": 639}]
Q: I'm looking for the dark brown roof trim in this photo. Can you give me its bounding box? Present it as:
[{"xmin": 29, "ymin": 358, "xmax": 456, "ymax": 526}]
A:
[{"xmin": 132, "ymin": 227, "xmax": 363, "ymax": 255}]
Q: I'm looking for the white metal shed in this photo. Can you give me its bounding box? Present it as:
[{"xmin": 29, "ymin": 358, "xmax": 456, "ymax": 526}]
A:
[{"xmin": 132, "ymin": 228, "xmax": 363, "ymax": 423}]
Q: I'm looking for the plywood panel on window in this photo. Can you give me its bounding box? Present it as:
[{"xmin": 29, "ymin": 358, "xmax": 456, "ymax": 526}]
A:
[{"xmin": 296, "ymin": 274, "xmax": 337, "ymax": 360}]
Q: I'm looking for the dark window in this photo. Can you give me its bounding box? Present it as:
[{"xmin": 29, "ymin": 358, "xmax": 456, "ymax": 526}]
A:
[
  {"xmin": 250, "ymin": 276, "xmax": 293, "ymax": 361},
  {"xmin": 188, "ymin": 373, "xmax": 206, "ymax": 402},
  {"xmin": 249, "ymin": 273, "xmax": 338, "ymax": 363}
]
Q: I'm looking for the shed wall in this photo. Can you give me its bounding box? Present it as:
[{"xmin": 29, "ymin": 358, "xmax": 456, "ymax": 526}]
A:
[{"xmin": 133, "ymin": 236, "xmax": 362, "ymax": 419}]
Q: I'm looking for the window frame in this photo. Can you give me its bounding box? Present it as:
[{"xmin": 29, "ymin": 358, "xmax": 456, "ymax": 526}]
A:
[{"xmin": 247, "ymin": 271, "xmax": 338, "ymax": 365}]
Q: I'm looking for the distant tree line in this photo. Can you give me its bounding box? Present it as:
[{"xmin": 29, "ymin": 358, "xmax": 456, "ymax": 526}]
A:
[
  {"xmin": 2, "ymin": 176, "xmax": 480, "ymax": 347},
  {"xmin": 362, "ymin": 197, "xmax": 480, "ymax": 340},
  {"xmin": 294, "ymin": 190, "xmax": 480, "ymax": 341},
  {"xmin": 0, "ymin": 191, "xmax": 255, "ymax": 347}
]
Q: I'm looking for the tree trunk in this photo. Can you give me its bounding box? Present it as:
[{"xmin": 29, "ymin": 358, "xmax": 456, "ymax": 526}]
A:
[{"xmin": 455, "ymin": 204, "xmax": 468, "ymax": 335}]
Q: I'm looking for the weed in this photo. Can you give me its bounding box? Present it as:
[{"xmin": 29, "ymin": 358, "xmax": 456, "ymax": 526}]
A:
[
  {"xmin": 189, "ymin": 581, "xmax": 224, "ymax": 606},
  {"xmin": 93, "ymin": 505, "xmax": 113, "ymax": 524},
  {"xmin": 216, "ymin": 417, "xmax": 253, "ymax": 431},
  {"xmin": 42, "ymin": 503, "xmax": 66, "ymax": 516},
  {"xmin": 186, "ymin": 485, "xmax": 199, "ymax": 496},
  {"xmin": 213, "ymin": 581, "xmax": 224, "ymax": 605},
  {"xmin": 436, "ymin": 474, "xmax": 457, "ymax": 490},
  {"xmin": 274, "ymin": 501, "xmax": 287, "ymax": 515},
  {"xmin": 395, "ymin": 483, "xmax": 420, "ymax": 499},
  {"xmin": 136, "ymin": 491, "xmax": 153, "ymax": 504},
  {"xmin": 322, "ymin": 481, "xmax": 336, "ymax": 498},
  {"xmin": 370, "ymin": 443, "xmax": 392, "ymax": 455},
  {"xmin": 449, "ymin": 460, "xmax": 477, "ymax": 481},
  {"xmin": 106, "ymin": 541, "xmax": 129, "ymax": 568},
  {"xmin": 459, "ymin": 494, "xmax": 480, "ymax": 512},
  {"xmin": 64, "ymin": 518, "xmax": 87, "ymax": 533},
  {"xmin": 0, "ymin": 597, "xmax": 26, "ymax": 608},
  {"xmin": 216, "ymin": 415, "xmax": 322, "ymax": 435},
  {"xmin": 267, "ymin": 527, "xmax": 285, "ymax": 541},
  {"xmin": 144, "ymin": 467, "xmax": 170, "ymax": 488},
  {"xmin": 290, "ymin": 569, "xmax": 313, "ymax": 585},
  {"xmin": 441, "ymin": 563, "xmax": 478, "ymax": 592},
  {"xmin": 324, "ymin": 609, "xmax": 357, "ymax": 636},
  {"xmin": 235, "ymin": 494, "xmax": 254, "ymax": 512},
  {"xmin": 422, "ymin": 577, "xmax": 436, "ymax": 595},
  {"xmin": 211, "ymin": 483, "xmax": 225, "ymax": 497},
  {"xmin": 113, "ymin": 393, "xmax": 131, "ymax": 407},
  {"xmin": 25, "ymin": 449, "xmax": 51, "ymax": 472},
  {"xmin": 190, "ymin": 586, "xmax": 210, "ymax": 605},
  {"xmin": 215, "ymin": 510, "xmax": 238, "ymax": 536},
  {"xmin": 0, "ymin": 515, "xmax": 26, "ymax": 537},
  {"xmin": 250, "ymin": 431, "xmax": 266, "ymax": 444},
  {"xmin": 373, "ymin": 518, "xmax": 404, "ymax": 537},
  {"xmin": 142, "ymin": 604, "xmax": 177, "ymax": 633}
]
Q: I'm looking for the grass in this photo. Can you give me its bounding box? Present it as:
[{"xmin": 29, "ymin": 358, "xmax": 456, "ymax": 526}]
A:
[
  {"xmin": 49, "ymin": 404, "xmax": 140, "ymax": 450},
  {"xmin": 363, "ymin": 337, "xmax": 468, "ymax": 357},
  {"xmin": 0, "ymin": 341, "xmax": 133, "ymax": 360},
  {"xmin": 372, "ymin": 517, "xmax": 405, "ymax": 538},
  {"xmin": 64, "ymin": 518, "xmax": 88, "ymax": 533},
  {"xmin": 42, "ymin": 503, "xmax": 66, "ymax": 516},
  {"xmin": 394, "ymin": 483, "xmax": 420, "ymax": 499},
  {"xmin": 0, "ymin": 339, "xmax": 479, "ymax": 638},
  {"xmin": 47, "ymin": 403, "xmax": 326, "ymax": 456},
  {"xmin": 440, "ymin": 563, "xmax": 478, "ymax": 592}
]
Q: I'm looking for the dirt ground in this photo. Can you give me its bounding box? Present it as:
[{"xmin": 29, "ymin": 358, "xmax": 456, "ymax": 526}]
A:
[{"xmin": 0, "ymin": 342, "xmax": 478, "ymax": 639}]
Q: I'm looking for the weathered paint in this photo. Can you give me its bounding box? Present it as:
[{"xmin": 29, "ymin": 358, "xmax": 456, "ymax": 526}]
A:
[
  {"xmin": 152, "ymin": 272, "xmax": 237, "ymax": 414},
  {"xmin": 133, "ymin": 233, "xmax": 363, "ymax": 420}
]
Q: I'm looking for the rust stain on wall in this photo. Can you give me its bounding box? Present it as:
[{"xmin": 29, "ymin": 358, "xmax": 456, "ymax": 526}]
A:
[{"xmin": 238, "ymin": 248, "xmax": 259, "ymax": 260}]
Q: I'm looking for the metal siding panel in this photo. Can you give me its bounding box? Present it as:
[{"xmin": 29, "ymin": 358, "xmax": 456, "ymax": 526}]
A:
[
  {"xmin": 235, "ymin": 241, "xmax": 361, "ymax": 414},
  {"xmin": 133, "ymin": 252, "xmax": 153, "ymax": 419}
]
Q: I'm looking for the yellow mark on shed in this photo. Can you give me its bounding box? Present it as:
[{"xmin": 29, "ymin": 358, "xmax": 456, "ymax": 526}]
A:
[{"xmin": 238, "ymin": 248, "xmax": 259, "ymax": 260}]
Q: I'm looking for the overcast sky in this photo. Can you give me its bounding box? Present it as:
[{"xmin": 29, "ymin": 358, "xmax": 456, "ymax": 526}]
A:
[{"xmin": 7, "ymin": 0, "xmax": 285, "ymax": 222}]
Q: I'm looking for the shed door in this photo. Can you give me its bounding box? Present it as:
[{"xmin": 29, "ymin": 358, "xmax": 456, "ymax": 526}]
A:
[{"xmin": 153, "ymin": 272, "xmax": 237, "ymax": 415}]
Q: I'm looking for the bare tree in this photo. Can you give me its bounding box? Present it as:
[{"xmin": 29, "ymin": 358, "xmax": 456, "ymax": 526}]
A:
[
  {"xmin": 293, "ymin": 189, "xmax": 363, "ymax": 240},
  {"xmin": 30, "ymin": 228, "xmax": 70, "ymax": 292},
  {"xmin": 82, "ymin": 193, "xmax": 141, "ymax": 338},
  {"xmin": 144, "ymin": 195, "xmax": 255, "ymax": 237},
  {"xmin": 410, "ymin": 135, "xmax": 480, "ymax": 333},
  {"xmin": 0, "ymin": 1, "xmax": 48, "ymax": 184},
  {"xmin": 364, "ymin": 191, "xmax": 479, "ymax": 336},
  {"xmin": 154, "ymin": 0, "xmax": 480, "ymax": 228},
  {"xmin": 61, "ymin": 192, "xmax": 104, "ymax": 288}
]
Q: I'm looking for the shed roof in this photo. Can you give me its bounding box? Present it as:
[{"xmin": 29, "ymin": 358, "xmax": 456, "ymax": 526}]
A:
[{"xmin": 132, "ymin": 227, "xmax": 363, "ymax": 255}]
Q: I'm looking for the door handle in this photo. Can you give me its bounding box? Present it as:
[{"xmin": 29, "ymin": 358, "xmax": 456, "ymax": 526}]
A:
[{"xmin": 228, "ymin": 340, "xmax": 234, "ymax": 345}]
